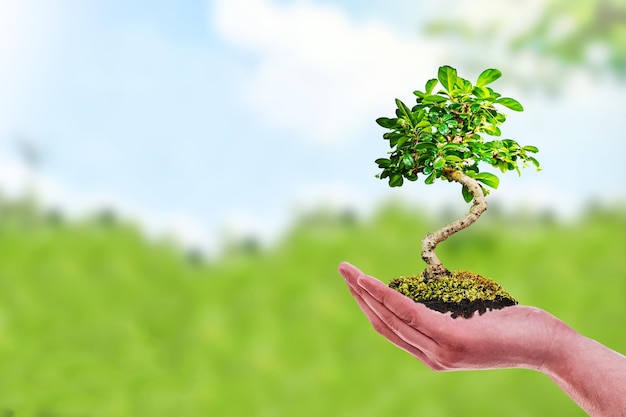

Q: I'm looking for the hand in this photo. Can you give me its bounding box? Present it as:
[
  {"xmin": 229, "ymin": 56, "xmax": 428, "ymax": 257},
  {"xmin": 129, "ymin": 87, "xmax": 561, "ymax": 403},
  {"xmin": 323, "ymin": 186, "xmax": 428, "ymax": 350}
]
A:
[
  {"xmin": 338, "ymin": 262, "xmax": 570, "ymax": 372},
  {"xmin": 339, "ymin": 262, "xmax": 626, "ymax": 416}
]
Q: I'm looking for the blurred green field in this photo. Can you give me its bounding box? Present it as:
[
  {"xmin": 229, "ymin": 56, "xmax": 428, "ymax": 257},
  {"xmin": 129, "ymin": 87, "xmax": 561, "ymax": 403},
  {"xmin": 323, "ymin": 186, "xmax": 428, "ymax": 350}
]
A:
[{"xmin": 0, "ymin": 200, "xmax": 625, "ymax": 416}]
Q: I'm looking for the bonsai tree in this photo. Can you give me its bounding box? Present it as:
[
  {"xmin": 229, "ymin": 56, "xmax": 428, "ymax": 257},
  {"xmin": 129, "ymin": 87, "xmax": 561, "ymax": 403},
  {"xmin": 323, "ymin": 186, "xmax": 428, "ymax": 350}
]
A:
[{"xmin": 374, "ymin": 66, "xmax": 540, "ymax": 318}]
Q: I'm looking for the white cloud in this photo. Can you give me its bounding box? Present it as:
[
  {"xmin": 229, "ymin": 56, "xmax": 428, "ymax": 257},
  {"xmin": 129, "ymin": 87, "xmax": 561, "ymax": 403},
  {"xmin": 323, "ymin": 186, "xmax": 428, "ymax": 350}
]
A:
[
  {"xmin": 292, "ymin": 181, "xmax": 376, "ymax": 215},
  {"xmin": 0, "ymin": 157, "xmax": 220, "ymax": 253},
  {"xmin": 212, "ymin": 0, "xmax": 446, "ymax": 144},
  {"xmin": 442, "ymin": 0, "xmax": 544, "ymax": 37},
  {"xmin": 0, "ymin": 1, "xmax": 67, "ymax": 114},
  {"xmin": 0, "ymin": 1, "xmax": 38, "ymax": 88}
]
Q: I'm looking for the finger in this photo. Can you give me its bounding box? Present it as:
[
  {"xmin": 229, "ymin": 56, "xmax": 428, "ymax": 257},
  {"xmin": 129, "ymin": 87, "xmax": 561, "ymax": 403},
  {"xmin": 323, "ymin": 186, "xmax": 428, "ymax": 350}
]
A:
[
  {"xmin": 358, "ymin": 288, "xmax": 445, "ymax": 369},
  {"xmin": 344, "ymin": 278, "xmax": 440, "ymax": 368},
  {"xmin": 356, "ymin": 275, "xmax": 448, "ymax": 353},
  {"xmin": 357, "ymin": 280, "xmax": 442, "ymax": 362},
  {"xmin": 338, "ymin": 265, "xmax": 434, "ymax": 364},
  {"xmin": 357, "ymin": 274, "xmax": 450, "ymax": 333},
  {"xmin": 338, "ymin": 263, "xmax": 446, "ymax": 368},
  {"xmin": 338, "ymin": 262, "xmax": 364, "ymax": 287}
]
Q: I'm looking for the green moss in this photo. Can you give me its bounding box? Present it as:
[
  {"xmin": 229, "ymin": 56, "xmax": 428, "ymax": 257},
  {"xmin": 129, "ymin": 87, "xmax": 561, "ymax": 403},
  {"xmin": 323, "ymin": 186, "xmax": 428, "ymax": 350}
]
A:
[{"xmin": 388, "ymin": 271, "xmax": 518, "ymax": 318}]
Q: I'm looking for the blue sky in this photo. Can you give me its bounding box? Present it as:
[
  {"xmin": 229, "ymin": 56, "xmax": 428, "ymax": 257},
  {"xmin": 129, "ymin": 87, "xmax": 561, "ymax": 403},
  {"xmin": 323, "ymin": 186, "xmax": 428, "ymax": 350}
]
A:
[{"xmin": 1, "ymin": 0, "xmax": 624, "ymax": 253}]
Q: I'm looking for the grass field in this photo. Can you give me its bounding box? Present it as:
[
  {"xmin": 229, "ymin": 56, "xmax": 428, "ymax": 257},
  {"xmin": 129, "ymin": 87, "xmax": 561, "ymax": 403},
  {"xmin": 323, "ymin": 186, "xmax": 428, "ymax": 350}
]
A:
[{"xmin": 0, "ymin": 200, "xmax": 624, "ymax": 416}]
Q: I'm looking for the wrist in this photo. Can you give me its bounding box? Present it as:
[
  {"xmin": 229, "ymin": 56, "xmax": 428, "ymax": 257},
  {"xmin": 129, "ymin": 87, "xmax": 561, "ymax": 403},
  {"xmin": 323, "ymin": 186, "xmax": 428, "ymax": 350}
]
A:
[
  {"xmin": 538, "ymin": 324, "xmax": 626, "ymax": 416},
  {"xmin": 537, "ymin": 317, "xmax": 580, "ymax": 376}
]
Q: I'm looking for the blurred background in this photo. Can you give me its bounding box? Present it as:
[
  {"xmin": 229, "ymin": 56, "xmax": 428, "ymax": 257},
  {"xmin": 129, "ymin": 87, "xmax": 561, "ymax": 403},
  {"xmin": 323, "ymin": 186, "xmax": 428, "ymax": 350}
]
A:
[{"xmin": 0, "ymin": 0, "xmax": 625, "ymax": 415}]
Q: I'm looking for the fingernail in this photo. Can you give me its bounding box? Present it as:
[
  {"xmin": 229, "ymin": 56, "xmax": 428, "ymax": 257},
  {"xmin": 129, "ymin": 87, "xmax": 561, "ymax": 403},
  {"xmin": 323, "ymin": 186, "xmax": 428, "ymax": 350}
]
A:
[
  {"xmin": 356, "ymin": 276, "xmax": 372, "ymax": 292},
  {"xmin": 338, "ymin": 261, "xmax": 360, "ymax": 278}
]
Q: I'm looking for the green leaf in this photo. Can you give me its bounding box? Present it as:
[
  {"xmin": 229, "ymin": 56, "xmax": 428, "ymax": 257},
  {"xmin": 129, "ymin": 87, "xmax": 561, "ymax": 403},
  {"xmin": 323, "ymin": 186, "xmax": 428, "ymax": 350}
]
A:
[
  {"xmin": 502, "ymin": 139, "xmax": 520, "ymax": 151},
  {"xmin": 438, "ymin": 65, "xmax": 458, "ymax": 92},
  {"xmin": 437, "ymin": 124, "xmax": 450, "ymax": 135},
  {"xmin": 465, "ymin": 169, "xmax": 478, "ymax": 177},
  {"xmin": 529, "ymin": 156, "xmax": 541, "ymax": 168},
  {"xmin": 433, "ymin": 157, "xmax": 445, "ymax": 170},
  {"xmin": 389, "ymin": 134, "xmax": 401, "ymax": 147},
  {"xmin": 442, "ymin": 143, "xmax": 461, "ymax": 151},
  {"xmin": 395, "ymin": 99, "xmax": 413, "ymax": 121},
  {"xmin": 415, "ymin": 142, "xmax": 437, "ymax": 152},
  {"xmin": 482, "ymin": 124, "xmax": 502, "ymax": 136},
  {"xmin": 375, "ymin": 158, "xmax": 391, "ymax": 168},
  {"xmin": 425, "ymin": 79, "xmax": 438, "ymax": 94},
  {"xmin": 456, "ymin": 77, "xmax": 473, "ymax": 94},
  {"xmin": 376, "ymin": 117, "xmax": 396, "ymax": 129},
  {"xmin": 472, "ymin": 86, "xmax": 490, "ymax": 99},
  {"xmin": 445, "ymin": 155, "xmax": 463, "ymax": 163},
  {"xmin": 522, "ymin": 145, "xmax": 539, "ymax": 153},
  {"xmin": 474, "ymin": 172, "xmax": 500, "ymax": 189},
  {"xmin": 422, "ymin": 95, "xmax": 447, "ymax": 104},
  {"xmin": 424, "ymin": 172, "xmax": 436, "ymax": 185},
  {"xmin": 389, "ymin": 174, "xmax": 404, "ymax": 187},
  {"xmin": 461, "ymin": 185, "xmax": 473, "ymax": 203},
  {"xmin": 415, "ymin": 120, "xmax": 430, "ymax": 129},
  {"xmin": 384, "ymin": 133, "xmax": 403, "ymax": 146},
  {"xmin": 476, "ymin": 68, "xmax": 502, "ymax": 87},
  {"xmin": 496, "ymin": 97, "xmax": 524, "ymax": 112},
  {"xmin": 401, "ymin": 154, "xmax": 414, "ymax": 167}
]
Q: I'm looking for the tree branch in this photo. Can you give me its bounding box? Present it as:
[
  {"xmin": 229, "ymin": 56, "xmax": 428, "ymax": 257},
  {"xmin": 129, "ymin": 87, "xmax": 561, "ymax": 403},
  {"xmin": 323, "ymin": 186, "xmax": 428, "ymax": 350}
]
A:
[{"xmin": 421, "ymin": 168, "xmax": 488, "ymax": 280}]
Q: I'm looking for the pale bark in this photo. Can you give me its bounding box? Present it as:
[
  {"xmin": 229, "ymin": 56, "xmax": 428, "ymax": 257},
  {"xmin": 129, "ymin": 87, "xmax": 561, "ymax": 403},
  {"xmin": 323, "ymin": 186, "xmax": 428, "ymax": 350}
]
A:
[{"xmin": 421, "ymin": 168, "xmax": 488, "ymax": 280}]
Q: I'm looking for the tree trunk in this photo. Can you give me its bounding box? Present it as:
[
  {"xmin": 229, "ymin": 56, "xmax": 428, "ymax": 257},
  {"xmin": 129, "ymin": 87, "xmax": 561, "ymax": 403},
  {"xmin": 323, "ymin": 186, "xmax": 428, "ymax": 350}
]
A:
[{"xmin": 421, "ymin": 168, "xmax": 488, "ymax": 280}]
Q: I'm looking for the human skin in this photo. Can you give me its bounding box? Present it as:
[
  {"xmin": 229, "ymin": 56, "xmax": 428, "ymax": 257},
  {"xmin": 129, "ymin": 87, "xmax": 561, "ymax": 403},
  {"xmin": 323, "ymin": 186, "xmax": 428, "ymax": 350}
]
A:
[{"xmin": 338, "ymin": 262, "xmax": 626, "ymax": 417}]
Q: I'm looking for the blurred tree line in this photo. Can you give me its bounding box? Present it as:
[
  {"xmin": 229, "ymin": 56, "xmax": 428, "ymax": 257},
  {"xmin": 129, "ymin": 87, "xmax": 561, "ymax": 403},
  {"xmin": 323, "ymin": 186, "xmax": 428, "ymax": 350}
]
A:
[
  {"xmin": 0, "ymin": 196, "xmax": 625, "ymax": 416},
  {"xmin": 428, "ymin": 0, "xmax": 626, "ymax": 81}
]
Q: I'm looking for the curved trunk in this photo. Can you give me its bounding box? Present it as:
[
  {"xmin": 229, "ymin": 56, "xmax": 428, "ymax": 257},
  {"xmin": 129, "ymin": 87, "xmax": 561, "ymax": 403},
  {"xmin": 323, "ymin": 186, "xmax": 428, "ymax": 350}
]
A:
[{"xmin": 421, "ymin": 168, "xmax": 488, "ymax": 280}]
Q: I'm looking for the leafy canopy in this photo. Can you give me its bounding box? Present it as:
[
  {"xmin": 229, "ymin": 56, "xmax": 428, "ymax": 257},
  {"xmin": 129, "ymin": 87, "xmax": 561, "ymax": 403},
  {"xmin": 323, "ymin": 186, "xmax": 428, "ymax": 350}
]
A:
[{"xmin": 375, "ymin": 66, "xmax": 540, "ymax": 202}]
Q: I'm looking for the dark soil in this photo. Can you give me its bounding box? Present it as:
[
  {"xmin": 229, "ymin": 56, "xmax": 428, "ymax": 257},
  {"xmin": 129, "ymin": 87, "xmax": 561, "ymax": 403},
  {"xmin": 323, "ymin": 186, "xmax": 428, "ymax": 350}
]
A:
[
  {"xmin": 388, "ymin": 271, "xmax": 518, "ymax": 319},
  {"xmin": 420, "ymin": 297, "xmax": 517, "ymax": 319}
]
